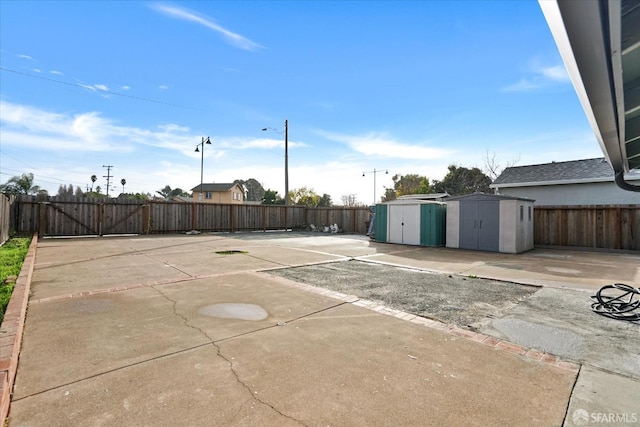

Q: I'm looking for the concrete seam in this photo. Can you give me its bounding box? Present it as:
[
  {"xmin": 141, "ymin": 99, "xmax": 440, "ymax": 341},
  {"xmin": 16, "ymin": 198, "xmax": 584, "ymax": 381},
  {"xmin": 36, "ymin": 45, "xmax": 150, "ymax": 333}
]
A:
[
  {"xmin": 561, "ymin": 364, "xmax": 583, "ymax": 426},
  {"xmin": 149, "ymin": 285, "xmax": 309, "ymax": 427}
]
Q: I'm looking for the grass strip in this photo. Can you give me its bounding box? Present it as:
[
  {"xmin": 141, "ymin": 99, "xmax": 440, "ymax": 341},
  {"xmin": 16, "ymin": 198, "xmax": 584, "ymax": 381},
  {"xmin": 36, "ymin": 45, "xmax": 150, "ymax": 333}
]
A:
[{"xmin": 0, "ymin": 236, "xmax": 31, "ymax": 323}]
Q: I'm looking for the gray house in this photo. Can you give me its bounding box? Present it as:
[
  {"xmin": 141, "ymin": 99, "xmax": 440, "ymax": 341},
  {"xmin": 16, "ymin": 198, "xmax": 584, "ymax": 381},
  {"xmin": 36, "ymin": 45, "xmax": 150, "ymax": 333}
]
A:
[{"xmin": 490, "ymin": 158, "xmax": 640, "ymax": 206}]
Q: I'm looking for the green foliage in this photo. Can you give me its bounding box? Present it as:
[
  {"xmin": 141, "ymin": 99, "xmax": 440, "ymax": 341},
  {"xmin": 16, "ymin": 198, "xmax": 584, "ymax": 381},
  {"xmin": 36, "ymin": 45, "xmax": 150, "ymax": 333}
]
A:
[
  {"xmin": 289, "ymin": 186, "xmax": 325, "ymax": 207},
  {"xmin": 234, "ymin": 178, "xmax": 265, "ymax": 202},
  {"xmin": 0, "ymin": 236, "xmax": 31, "ymax": 322},
  {"xmin": 262, "ymin": 189, "xmax": 283, "ymax": 205},
  {"xmin": 381, "ymin": 187, "xmax": 397, "ymax": 202},
  {"xmin": 57, "ymin": 183, "xmax": 81, "ymax": 197},
  {"xmin": 432, "ymin": 165, "xmax": 492, "ymax": 196},
  {"xmin": 1, "ymin": 173, "xmax": 48, "ymax": 196},
  {"xmin": 391, "ymin": 173, "xmax": 431, "ymax": 196},
  {"xmin": 317, "ymin": 193, "xmax": 332, "ymax": 207},
  {"xmin": 156, "ymin": 185, "xmax": 189, "ymax": 198},
  {"xmin": 117, "ymin": 193, "xmax": 150, "ymax": 201}
]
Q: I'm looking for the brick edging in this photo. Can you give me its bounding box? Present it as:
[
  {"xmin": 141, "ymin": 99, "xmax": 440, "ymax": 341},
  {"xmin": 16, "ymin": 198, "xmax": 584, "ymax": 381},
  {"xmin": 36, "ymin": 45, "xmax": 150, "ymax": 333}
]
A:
[
  {"xmin": 0, "ymin": 232, "xmax": 38, "ymax": 424},
  {"xmin": 264, "ymin": 272, "xmax": 581, "ymax": 374}
]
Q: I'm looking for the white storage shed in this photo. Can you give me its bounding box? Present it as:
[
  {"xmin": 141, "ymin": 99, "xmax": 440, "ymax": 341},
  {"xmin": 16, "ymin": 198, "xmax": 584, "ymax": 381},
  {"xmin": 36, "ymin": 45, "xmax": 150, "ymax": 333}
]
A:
[{"xmin": 446, "ymin": 193, "xmax": 534, "ymax": 254}]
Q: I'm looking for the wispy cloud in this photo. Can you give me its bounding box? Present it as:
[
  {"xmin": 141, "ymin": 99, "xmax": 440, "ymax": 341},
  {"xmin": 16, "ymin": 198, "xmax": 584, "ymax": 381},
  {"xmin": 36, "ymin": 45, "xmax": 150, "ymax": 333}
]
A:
[
  {"xmin": 0, "ymin": 101, "xmax": 129, "ymax": 151},
  {"xmin": 158, "ymin": 85, "xmax": 169, "ymax": 91},
  {"xmin": 319, "ymin": 131, "xmax": 452, "ymax": 160},
  {"xmin": 502, "ymin": 63, "xmax": 570, "ymax": 92},
  {"xmin": 228, "ymin": 137, "xmax": 308, "ymax": 150},
  {"xmin": 50, "ymin": 70, "xmax": 63, "ymax": 75},
  {"xmin": 151, "ymin": 4, "xmax": 263, "ymax": 51},
  {"xmin": 17, "ymin": 54, "xmax": 33, "ymax": 60}
]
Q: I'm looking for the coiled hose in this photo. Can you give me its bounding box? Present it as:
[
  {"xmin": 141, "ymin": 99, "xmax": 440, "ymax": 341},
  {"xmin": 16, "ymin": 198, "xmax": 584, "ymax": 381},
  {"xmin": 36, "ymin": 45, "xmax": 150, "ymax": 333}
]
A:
[{"xmin": 591, "ymin": 283, "xmax": 640, "ymax": 321}]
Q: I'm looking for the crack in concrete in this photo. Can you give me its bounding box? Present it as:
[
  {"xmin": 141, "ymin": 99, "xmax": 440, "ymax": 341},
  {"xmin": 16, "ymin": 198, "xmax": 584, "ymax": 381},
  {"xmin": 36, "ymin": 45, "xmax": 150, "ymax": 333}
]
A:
[{"xmin": 150, "ymin": 285, "xmax": 309, "ymax": 427}]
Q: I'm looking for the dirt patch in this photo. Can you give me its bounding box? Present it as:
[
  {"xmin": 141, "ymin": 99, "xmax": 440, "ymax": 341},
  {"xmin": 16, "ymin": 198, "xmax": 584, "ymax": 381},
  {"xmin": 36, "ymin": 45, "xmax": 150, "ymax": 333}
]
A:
[{"xmin": 267, "ymin": 260, "xmax": 539, "ymax": 328}]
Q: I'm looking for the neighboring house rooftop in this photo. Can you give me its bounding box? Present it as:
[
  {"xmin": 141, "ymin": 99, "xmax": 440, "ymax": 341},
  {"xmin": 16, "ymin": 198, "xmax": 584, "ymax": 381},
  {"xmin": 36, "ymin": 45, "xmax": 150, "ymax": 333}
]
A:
[
  {"xmin": 491, "ymin": 158, "xmax": 640, "ymax": 189},
  {"xmin": 396, "ymin": 193, "xmax": 449, "ymax": 200},
  {"xmin": 190, "ymin": 183, "xmax": 240, "ymax": 192}
]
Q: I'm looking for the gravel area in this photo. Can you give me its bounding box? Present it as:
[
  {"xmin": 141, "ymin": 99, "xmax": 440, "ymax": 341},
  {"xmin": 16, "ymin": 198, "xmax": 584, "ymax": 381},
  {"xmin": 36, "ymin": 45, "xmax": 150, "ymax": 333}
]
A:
[{"xmin": 268, "ymin": 259, "xmax": 540, "ymax": 328}]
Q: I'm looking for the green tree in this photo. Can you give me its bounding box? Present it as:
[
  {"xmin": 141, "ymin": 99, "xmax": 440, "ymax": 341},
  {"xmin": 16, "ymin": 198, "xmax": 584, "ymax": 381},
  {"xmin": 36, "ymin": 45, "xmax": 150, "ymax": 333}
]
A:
[
  {"xmin": 381, "ymin": 187, "xmax": 397, "ymax": 202},
  {"xmin": 57, "ymin": 183, "xmax": 76, "ymax": 197},
  {"xmin": 317, "ymin": 193, "xmax": 332, "ymax": 207},
  {"xmin": 234, "ymin": 178, "xmax": 265, "ymax": 202},
  {"xmin": 289, "ymin": 187, "xmax": 321, "ymax": 207},
  {"xmin": 117, "ymin": 192, "xmax": 149, "ymax": 201},
  {"xmin": 0, "ymin": 173, "xmax": 47, "ymax": 195},
  {"xmin": 156, "ymin": 185, "xmax": 189, "ymax": 198},
  {"xmin": 262, "ymin": 189, "xmax": 283, "ymax": 205},
  {"xmin": 391, "ymin": 174, "xmax": 431, "ymax": 196},
  {"xmin": 432, "ymin": 165, "xmax": 492, "ymax": 196}
]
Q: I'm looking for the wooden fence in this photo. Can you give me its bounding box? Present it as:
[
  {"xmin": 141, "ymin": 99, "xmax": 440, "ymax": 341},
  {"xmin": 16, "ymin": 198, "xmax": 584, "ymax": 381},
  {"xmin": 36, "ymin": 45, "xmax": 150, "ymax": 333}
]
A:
[
  {"xmin": 0, "ymin": 194, "xmax": 13, "ymax": 245},
  {"xmin": 534, "ymin": 205, "xmax": 639, "ymax": 250},
  {"xmin": 8, "ymin": 195, "xmax": 371, "ymax": 237},
  {"xmin": 5, "ymin": 195, "xmax": 639, "ymax": 250}
]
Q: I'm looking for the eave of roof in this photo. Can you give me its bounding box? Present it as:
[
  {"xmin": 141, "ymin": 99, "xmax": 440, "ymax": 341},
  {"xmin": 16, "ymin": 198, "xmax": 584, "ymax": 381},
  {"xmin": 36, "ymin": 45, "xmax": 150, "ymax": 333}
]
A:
[{"xmin": 539, "ymin": 0, "xmax": 640, "ymax": 177}]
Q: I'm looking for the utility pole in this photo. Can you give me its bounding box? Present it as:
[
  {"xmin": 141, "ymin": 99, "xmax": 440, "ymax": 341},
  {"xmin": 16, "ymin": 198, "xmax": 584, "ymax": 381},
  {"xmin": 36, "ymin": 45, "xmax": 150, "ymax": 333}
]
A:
[
  {"xmin": 284, "ymin": 119, "xmax": 289, "ymax": 206},
  {"xmin": 103, "ymin": 165, "xmax": 113, "ymax": 197}
]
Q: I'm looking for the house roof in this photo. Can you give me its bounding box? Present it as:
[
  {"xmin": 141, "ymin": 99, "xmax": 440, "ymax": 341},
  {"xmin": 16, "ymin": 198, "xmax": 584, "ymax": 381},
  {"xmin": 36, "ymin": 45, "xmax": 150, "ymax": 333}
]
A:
[
  {"xmin": 491, "ymin": 158, "xmax": 614, "ymax": 187},
  {"xmin": 190, "ymin": 183, "xmax": 241, "ymax": 192},
  {"xmin": 446, "ymin": 192, "xmax": 534, "ymax": 202},
  {"xmin": 397, "ymin": 193, "xmax": 449, "ymax": 201},
  {"xmin": 539, "ymin": 0, "xmax": 640, "ymax": 188}
]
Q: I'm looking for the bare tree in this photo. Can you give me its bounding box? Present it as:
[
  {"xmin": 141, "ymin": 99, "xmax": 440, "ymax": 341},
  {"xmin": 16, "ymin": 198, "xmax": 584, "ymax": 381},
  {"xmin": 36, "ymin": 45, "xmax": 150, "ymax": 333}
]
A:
[
  {"xmin": 483, "ymin": 150, "xmax": 520, "ymax": 181},
  {"xmin": 341, "ymin": 194, "xmax": 361, "ymax": 207}
]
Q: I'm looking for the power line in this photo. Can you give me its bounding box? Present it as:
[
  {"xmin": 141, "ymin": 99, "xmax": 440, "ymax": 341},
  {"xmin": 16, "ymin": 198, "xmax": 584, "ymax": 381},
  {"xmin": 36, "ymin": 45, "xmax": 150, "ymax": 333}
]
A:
[
  {"xmin": 0, "ymin": 66, "xmax": 205, "ymax": 111},
  {"xmin": 103, "ymin": 165, "xmax": 113, "ymax": 197},
  {"xmin": 0, "ymin": 154, "xmax": 88, "ymax": 187}
]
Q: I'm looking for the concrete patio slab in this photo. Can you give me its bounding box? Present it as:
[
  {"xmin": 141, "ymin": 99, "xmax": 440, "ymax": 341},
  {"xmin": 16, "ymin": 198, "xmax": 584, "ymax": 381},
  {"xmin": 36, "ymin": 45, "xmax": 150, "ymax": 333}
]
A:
[{"xmin": 4, "ymin": 233, "xmax": 639, "ymax": 426}]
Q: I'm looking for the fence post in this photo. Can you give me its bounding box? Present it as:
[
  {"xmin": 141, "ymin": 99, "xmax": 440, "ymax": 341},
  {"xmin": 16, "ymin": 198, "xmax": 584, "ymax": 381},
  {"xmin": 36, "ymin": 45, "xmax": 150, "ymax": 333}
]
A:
[
  {"xmin": 231, "ymin": 204, "xmax": 235, "ymax": 232},
  {"xmin": 38, "ymin": 202, "xmax": 48, "ymax": 237},
  {"xmin": 143, "ymin": 204, "xmax": 151, "ymax": 234}
]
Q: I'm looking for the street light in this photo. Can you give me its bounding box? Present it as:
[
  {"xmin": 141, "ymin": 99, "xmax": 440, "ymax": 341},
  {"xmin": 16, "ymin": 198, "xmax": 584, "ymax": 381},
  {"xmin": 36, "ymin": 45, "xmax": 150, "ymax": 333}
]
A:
[
  {"xmin": 262, "ymin": 119, "xmax": 289, "ymax": 205},
  {"xmin": 363, "ymin": 168, "xmax": 389, "ymax": 205},
  {"xmin": 195, "ymin": 136, "xmax": 211, "ymax": 202}
]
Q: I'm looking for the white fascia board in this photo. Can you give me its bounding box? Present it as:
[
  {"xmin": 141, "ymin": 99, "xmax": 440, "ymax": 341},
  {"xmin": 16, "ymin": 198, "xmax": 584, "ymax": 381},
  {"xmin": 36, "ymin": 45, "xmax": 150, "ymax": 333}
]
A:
[
  {"xmin": 538, "ymin": 0, "xmax": 624, "ymax": 172},
  {"xmin": 489, "ymin": 176, "xmax": 639, "ymax": 189}
]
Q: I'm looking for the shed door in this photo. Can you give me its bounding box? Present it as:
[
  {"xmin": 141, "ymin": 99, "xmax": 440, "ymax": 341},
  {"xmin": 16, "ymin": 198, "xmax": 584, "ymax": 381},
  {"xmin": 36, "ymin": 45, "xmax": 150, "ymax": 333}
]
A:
[
  {"xmin": 459, "ymin": 200, "xmax": 499, "ymax": 251},
  {"xmin": 477, "ymin": 201, "xmax": 499, "ymax": 252},
  {"xmin": 388, "ymin": 205, "xmax": 420, "ymax": 245},
  {"xmin": 459, "ymin": 201, "xmax": 479, "ymax": 250}
]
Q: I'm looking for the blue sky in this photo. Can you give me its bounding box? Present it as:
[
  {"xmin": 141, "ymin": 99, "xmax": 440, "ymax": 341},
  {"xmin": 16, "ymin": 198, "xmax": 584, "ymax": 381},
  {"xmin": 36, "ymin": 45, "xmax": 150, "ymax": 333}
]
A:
[{"xmin": 0, "ymin": 1, "xmax": 603, "ymax": 204}]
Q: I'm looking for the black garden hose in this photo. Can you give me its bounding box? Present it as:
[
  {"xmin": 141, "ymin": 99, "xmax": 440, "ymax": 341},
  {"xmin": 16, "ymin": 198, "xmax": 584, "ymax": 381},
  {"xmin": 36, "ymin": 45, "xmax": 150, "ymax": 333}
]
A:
[{"xmin": 590, "ymin": 283, "xmax": 640, "ymax": 321}]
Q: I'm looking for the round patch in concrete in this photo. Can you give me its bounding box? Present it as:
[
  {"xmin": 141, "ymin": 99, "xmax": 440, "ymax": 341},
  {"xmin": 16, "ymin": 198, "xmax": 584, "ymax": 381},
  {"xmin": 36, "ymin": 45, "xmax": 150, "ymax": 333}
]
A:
[
  {"xmin": 67, "ymin": 298, "xmax": 114, "ymax": 314},
  {"xmin": 198, "ymin": 303, "xmax": 268, "ymax": 321}
]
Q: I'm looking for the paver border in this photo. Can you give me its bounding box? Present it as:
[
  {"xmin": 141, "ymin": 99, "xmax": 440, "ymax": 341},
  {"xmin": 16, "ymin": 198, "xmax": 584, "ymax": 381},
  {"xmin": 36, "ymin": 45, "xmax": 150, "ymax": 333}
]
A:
[
  {"xmin": 263, "ymin": 271, "xmax": 581, "ymax": 374},
  {"xmin": 0, "ymin": 232, "xmax": 38, "ymax": 425}
]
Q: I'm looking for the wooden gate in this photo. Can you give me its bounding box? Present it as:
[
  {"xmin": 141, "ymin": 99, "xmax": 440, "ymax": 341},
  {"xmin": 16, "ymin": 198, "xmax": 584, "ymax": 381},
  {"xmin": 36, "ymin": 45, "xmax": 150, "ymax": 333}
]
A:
[{"xmin": 39, "ymin": 200, "xmax": 147, "ymax": 237}]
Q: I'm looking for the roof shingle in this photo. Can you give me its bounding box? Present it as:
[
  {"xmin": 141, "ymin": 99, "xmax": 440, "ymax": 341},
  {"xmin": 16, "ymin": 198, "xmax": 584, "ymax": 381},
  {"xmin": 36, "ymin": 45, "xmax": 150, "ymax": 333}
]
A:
[{"xmin": 492, "ymin": 158, "xmax": 613, "ymax": 185}]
